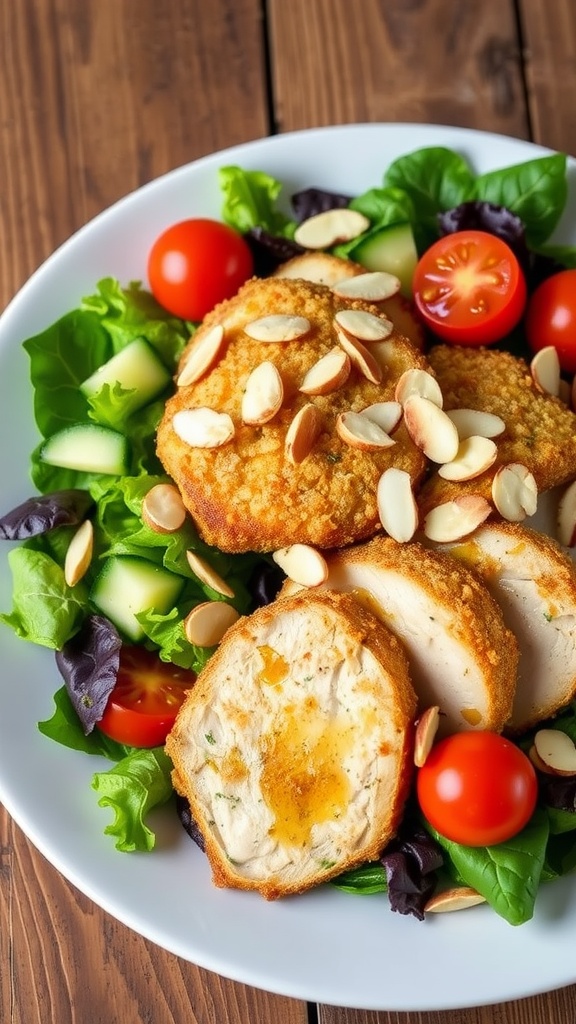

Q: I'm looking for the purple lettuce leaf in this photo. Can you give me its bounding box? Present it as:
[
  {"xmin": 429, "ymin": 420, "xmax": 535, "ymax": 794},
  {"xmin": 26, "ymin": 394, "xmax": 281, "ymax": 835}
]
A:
[
  {"xmin": 55, "ymin": 614, "xmax": 122, "ymax": 734},
  {"xmin": 0, "ymin": 489, "xmax": 94, "ymax": 540},
  {"xmin": 381, "ymin": 822, "xmax": 444, "ymax": 920}
]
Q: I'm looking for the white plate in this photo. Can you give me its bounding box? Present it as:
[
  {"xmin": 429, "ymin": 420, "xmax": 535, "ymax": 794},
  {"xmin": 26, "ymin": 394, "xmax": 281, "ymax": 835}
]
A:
[{"xmin": 1, "ymin": 123, "xmax": 576, "ymax": 1013}]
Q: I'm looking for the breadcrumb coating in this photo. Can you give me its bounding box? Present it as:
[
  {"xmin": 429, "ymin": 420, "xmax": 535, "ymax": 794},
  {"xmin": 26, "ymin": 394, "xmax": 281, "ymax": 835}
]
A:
[{"xmin": 157, "ymin": 276, "xmax": 428, "ymax": 552}]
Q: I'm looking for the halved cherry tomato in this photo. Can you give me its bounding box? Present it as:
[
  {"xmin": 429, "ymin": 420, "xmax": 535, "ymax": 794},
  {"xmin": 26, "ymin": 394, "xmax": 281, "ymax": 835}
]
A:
[
  {"xmin": 97, "ymin": 646, "xmax": 196, "ymax": 748},
  {"xmin": 147, "ymin": 218, "xmax": 253, "ymax": 321},
  {"xmin": 526, "ymin": 268, "xmax": 576, "ymax": 374},
  {"xmin": 412, "ymin": 230, "xmax": 527, "ymax": 346},
  {"xmin": 416, "ymin": 731, "xmax": 537, "ymax": 847}
]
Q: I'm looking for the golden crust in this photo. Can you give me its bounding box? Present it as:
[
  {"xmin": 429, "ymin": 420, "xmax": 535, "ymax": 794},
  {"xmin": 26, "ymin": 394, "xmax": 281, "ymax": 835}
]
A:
[
  {"xmin": 165, "ymin": 589, "xmax": 417, "ymax": 899},
  {"xmin": 157, "ymin": 276, "xmax": 428, "ymax": 553},
  {"xmin": 418, "ymin": 345, "xmax": 576, "ymax": 515}
]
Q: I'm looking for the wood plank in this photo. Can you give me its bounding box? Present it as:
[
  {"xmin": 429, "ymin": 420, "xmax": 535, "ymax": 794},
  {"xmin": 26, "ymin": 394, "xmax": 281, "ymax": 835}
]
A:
[
  {"xmin": 0, "ymin": 0, "xmax": 269, "ymax": 310},
  {"xmin": 268, "ymin": 0, "xmax": 528, "ymax": 138},
  {"xmin": 0, "ymin": 2, "xmax": 302, "ymax": 1022},
  {"xmin": 318, "ymin": 987, "xmax": 576, "ymax": 1024},
  {"xmin": 3, "ymin": 812, "xmax": 308, "ymax": 1024},
  {"xmin": 519, "ymin": 0, "xmax": 576, "ymax": 152}
]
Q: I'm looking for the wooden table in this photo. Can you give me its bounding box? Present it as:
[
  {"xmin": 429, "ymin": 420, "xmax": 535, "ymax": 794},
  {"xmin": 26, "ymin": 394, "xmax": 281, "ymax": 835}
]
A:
[{"xmin": 2, "ymin": 1, "xmax": 576, "ymax": 1021}]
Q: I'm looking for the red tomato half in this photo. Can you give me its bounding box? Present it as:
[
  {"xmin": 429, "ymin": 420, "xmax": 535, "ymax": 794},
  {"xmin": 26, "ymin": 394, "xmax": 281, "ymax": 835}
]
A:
[
  {"xmin": 147, "ymin": 218, "xmax": 253, "ymax": 321},
  {"xmin": 416, "ymin": 731, "xmax": 537, "ymax": 847},
  {"xmin": 412, "ymin": 230, "xmax": 527, "ymax": 346},
  {"xmin": 98, "ymin": 646, "xmax": 196, "ymax": 748},
  {"xmin": 526, "ymin": 268, "xmax": 576, "ymax": 374}
]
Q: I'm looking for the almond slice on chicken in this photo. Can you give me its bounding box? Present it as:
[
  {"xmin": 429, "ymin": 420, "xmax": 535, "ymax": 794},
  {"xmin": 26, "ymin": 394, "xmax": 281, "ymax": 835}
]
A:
[
  {"xmin": 437, "ymin": 520, "xmax": 576, "ymax": 733},
  {"xmin": 272, "ymin": 251, "xmax": 425, "ymax": 350},
  {"xmin": 281, "ymin": 535, "xmax": 518, "ymax": 736}
]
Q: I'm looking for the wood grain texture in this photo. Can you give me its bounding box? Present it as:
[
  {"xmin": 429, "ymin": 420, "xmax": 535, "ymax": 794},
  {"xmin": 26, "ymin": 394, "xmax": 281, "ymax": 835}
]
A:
[
  {"xmin": 268, "ymin": 0, "xmax": 529, "ymax": 137},
  {"xmin": 0, "ymin": 0, "xmax": 268, "ymax": 310},
  {"xmin": 2, "ymin": 811, "xmax": 308, "ymax": 1024},
  {"xmin": 519, "ymin": 0, "xmax": 576, "ymax": 151},
  {"xmin": 318, "ymin": 988, "xmax": 576, "ymax": 1024}
]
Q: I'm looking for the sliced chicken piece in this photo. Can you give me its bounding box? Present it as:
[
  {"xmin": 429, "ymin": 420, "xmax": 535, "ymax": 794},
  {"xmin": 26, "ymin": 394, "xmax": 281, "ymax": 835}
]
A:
[
  {"xmin": 437, "ymin": 521, "xmax": 576, "ymax": 733},
  {"xmin": 272, "ymin": 251, "xmax": 425, "ymax": 350},
  {"xmin": 165, "ymin": 589, "xmax": 417, "ymax": 899},
  {"xmin": 282, "ymin": 536, "xmax": 518, "ymax": 736}
]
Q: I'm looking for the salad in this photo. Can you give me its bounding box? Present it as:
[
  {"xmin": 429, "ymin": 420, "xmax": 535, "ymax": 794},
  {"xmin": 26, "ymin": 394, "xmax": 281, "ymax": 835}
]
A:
[{"xmin": 2, "ymin": 140, "xmax": 576, "ymax": 929}]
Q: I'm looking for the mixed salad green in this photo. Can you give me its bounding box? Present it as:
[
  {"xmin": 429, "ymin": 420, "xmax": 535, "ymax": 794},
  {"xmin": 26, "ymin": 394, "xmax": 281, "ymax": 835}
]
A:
[{"xmin": 2, "ymin": 143, "xmax": 576, "ymax": 922}]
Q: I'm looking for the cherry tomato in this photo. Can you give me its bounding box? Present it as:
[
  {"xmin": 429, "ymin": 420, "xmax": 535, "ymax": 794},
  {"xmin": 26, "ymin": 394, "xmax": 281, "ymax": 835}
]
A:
[
  {"xmin": 412, "ymin": 230, "xmax": 527, "ymax": 346},
  {"xmin": 525, "ymin": 269, "xmax": 576, "ymax": 374},
  {"xmin": 97, "ymin": 646, "xmax": 195, "ymax": 748},
  {"xmin": 147, "ymin": 218, "xmax": 253, "ymax": 321},
  {"xmin": 416, "ymin": 731, "xmax": 537, "ymax": 847}
]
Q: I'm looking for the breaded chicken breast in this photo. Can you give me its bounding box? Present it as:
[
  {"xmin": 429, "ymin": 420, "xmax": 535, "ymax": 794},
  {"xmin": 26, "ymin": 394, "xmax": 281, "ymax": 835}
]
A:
[
  {"xmin": 165, "ymin": 590, "xmax": 417, "ymax": 899},
  {"xmin": 418, "ymin": 345, "xmax": 576, "ymax": 516},
  {"xmin": 282, "ymin": 535, "xmax": 519, "ymax": 735},
  {"xmin": 157, "ymin": 276, "xmax": 428, "ymax": 553},
  {"xmin": 437, "ymin": 521, "xmax": 576, "ymax": 733},
  {"xmin": 272, "ymin": 251, "xmax": 425, "ymax": 350}
]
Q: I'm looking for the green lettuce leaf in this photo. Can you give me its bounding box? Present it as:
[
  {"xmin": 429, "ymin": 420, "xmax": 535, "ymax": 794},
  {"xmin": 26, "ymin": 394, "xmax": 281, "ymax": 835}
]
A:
[
  {"xmin": 92, "ymin": 746, "xmax": 174, "ymax": 851},
  {"xmin": 219, "ymin": 166, "xmax": 296, "ymax": 236},
  {"xmin": 0, "ymin": 547, "xmax": 88, "ymax": 648}
]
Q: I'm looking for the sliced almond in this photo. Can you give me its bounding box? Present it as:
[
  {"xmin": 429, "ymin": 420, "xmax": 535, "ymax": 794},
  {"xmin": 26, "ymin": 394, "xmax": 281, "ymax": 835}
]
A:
[
  {"xmin": 331, "ymin": 270, "xmax": 401, "ymax": 302},
  {"xmin": 361, "ymin": 401, "xmax": 403, "ymax": 434},
  {"xmin": 423, "ymin": 495, "xmax": 492, "ymax": 543},
  {"xmin": 560, "ymin": 377, "xmax": 571, "ymax": 405},
  {"xmin": 184, "ymin": 601, "xmax": 240, "ymax": 647},
  {"xmin": 376, "ymin": 468, "xmax": 419, "ymax": 543},
  {"xmin": 64, "ymin": 519, "xmax": 94, "ymax": 587},
  {"xmin": 244, "ymin": 314, "xmax": 311, "ymax": 343},
  {"xmin": 530, "ymin": 346, "xmax": 561, "ymax": 397},
  {"xmin": 533, "ymin": 728, "xmax": 576, "ymax": 776},
  {"xmin": 445, "ymin": 408, "xmax": 506, "ymax": 440},
  {"xmin": 336, "ymin": 411, "xmax": 395, "ymax": 451},
  {"xmin": 186, "ymin": 550, "xmax": 235, "ymax": 599},
  {"xmin": 425, "ymin": 887, "xmax": 486, "ymax": 914},
  {"xmin": 528, "ymin": 744, "xmax": 556, "ymax": 775},
  {"xmin": 438, "ymin": 435, "xmax": 498, "ymax": 482},
  {"xmin": 241, "ymin": 361, "xmax": 284, "ymax": 425},
  {"xmin": 176, "ymin": 324, "xmax": 226, "ymax": 386},
  {"xmin": 395, "ymin": 368, "xmax": 443, "ymax": 409},
  {"xmin": 142, "ymin": 483, "xmax": 187, "ymax": 534},
  {"xmin": 272, "ymin": 543, "xmax": 328, "ymax": 587},
  {"xmin": 414, "ymin": 705, "xmax": 441, "ymax": 767},
  {"xmin": 334, "ymin": 327, "xmax": 382, "ymax": 384},
  {"xmin": 173, "ymin": 408, "xmax": 235, "ymax": 449},
  {"xmin": 293, "ymin": 208, "xmax": 370, "ymax": 250},
  {"xmin": 491, "ymin": 463, "xmax": 538, "ymax": 522},
  {"xmin": 334, "ymin": 309, "xmax": 394, "ymax": 342},
  {"xmin": 403, "ymin": 395, "xmax": 459, "ymax": 464},
  {"xmin": 557, "ymin": 478, "xmax": 576, "ymax": 547},
  {"xmin": 285, "ymin": 403, "xmax": 322, "ymax": 464},
  {"xmin": 299, "ymin": 347, "xmax": 351, "ymax": 395}
]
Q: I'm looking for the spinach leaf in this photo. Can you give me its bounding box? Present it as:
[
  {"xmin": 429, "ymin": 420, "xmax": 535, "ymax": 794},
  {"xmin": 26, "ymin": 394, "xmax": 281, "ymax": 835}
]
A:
[
  {"xmin": 426, "ymin": 809, "xmax": 549, "ymax": 925},
  {"xmin": 383, "ymin": 147, "xmax": 476, "ymax": 250},
  {"xmin": 475, "ymin": 154, "xmax": 568, "ymax": 247},
  {"xmin": 38, "ymin": 685, "xmax": 131, "ymax": 760},
  {"xmin": 92, "ymin": 746, "xmax": 174, "ymax": 852},
  {"xmin": 332, "ymin": 862, "xmax": 387, "ymax": 894}
]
